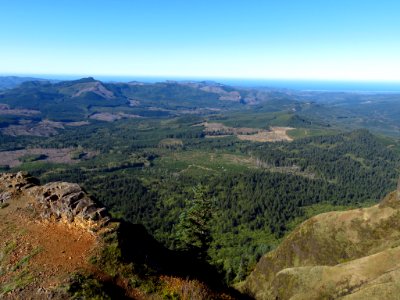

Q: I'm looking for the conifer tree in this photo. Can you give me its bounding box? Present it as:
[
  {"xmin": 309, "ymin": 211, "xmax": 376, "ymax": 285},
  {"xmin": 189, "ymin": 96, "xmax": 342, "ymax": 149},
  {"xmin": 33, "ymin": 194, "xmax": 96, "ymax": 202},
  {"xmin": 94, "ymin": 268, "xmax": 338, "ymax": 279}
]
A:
[{"xmin": 175, "ymin": 185, "xmax": 213, "ymax": 259}]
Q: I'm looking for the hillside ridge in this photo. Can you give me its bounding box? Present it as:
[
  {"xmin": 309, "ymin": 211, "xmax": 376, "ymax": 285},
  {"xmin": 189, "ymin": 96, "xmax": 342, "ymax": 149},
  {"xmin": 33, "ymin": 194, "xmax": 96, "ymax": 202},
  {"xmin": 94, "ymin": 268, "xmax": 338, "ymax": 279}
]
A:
[{"xmin": 242, "ymin": 179, "xmax": 400, "ymax": 299}]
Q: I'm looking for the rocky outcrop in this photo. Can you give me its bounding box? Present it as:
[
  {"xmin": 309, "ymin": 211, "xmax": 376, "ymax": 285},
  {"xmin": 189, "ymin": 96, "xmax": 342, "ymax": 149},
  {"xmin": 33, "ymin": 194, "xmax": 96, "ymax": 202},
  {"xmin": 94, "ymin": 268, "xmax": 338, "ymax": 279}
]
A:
[
  {"xmin": 0, "ymin": 172, "xmax": 38, "ymax": 206},
  {"xmin": 0, "ymin": 172, "xmax": 109, "ymax": 230},
  {"xmin": 0, "ymin": 172, "xmax": 39, "ymax": 192},
  {"xmin": 0, "ymin": 191, "xmax": 11, "ymax": 204},
  {"xmin": 29, "ymin": 181, "xmax": 110, "ymax": 228}
]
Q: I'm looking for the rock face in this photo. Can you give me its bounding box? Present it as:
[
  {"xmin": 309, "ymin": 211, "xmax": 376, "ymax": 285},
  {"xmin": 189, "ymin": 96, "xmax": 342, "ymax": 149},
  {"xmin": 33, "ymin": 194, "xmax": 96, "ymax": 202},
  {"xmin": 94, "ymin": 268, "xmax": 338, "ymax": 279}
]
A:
[
  {"xmin": 242, "ymin": 190, "xmax": 400, "ymax": 299},
  {"xmin": 29, "ymin": 182, "xmax": 110, "ymax": 227},
  {"xmin": 0, "ymin": 172, "xmax": 39, "ymax": 192},
  {"xmin": 0, "ymin": 172, "xmax": 109, "ymax": 229}
]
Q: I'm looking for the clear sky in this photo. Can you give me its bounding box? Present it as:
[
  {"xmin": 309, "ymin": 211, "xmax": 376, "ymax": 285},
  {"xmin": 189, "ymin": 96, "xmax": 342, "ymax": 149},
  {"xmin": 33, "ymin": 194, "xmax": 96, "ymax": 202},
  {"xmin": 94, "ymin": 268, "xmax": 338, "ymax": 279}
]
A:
[{"xmin": 1, "ymin": 0, "xmax": 400, "ymax": 81}]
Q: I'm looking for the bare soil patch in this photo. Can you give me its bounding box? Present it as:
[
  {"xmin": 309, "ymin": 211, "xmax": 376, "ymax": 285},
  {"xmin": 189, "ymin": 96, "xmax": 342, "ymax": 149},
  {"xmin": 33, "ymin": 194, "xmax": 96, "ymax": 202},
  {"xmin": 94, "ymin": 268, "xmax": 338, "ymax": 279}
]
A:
[
  {"xmin": 0, "ymin": 195, "xmax": 97, "ymax": 298},
  {"xmin": 0, "ymin": 148, "xmax": 94, "ymax": 168},
  {"xmin": 64, "ymin": 121, "xmax": 90, "ymax": 127},
  {"xmin": 202, "ymin": 122, "xmax": 294, "ymax": 142},
  {"xmin": 238, "ymin": 126, "xmax": 294, "ymax": 142},
  {"xmin": 0, "ymin": 104, "xmax": 40, "ymax": 116},
  {"xmin": 1, "ymin": 120, "xmax": 64, "ymax": 137},
  {"xmin": 202, "ymin": 122, "xmax": 258, "ymax": 135},
  {"xmin": 1, "ymin": 120, "xmax": 89, "ymax": 137},
  {"xmin": 72, "ymin": 82, "xmax": 115, "ymax": 99},
  {"xmin": 89, "ymin": 112, "xmax": 141, "ymax": 122}
]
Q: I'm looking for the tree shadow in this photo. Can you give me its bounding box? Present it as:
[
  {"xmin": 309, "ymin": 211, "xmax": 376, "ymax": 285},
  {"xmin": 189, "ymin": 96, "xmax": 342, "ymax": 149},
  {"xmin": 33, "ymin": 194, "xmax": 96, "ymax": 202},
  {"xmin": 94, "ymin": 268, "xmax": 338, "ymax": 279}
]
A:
[{"xmin": 115, "ymin": 220, "xmax": 253, "ymax": 299}]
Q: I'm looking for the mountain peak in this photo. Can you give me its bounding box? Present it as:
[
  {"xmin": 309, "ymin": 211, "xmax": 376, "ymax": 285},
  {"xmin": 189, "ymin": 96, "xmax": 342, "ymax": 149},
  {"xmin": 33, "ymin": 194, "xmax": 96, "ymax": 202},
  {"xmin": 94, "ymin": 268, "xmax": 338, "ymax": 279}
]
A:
[{"xmin": 75, "ymin": 77, "xmax": 97, "ymax": 83}]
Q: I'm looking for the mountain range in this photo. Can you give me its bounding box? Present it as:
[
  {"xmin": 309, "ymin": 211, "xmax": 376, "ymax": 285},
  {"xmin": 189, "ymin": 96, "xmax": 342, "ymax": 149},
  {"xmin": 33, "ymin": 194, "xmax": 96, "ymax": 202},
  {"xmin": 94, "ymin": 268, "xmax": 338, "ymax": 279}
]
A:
[
  {"xmin": 0, "ymin": 76, "xmax": 399, "ymax": 137},
  {"xmin": 0, "ymin": 76, "xmax": 400, "ymax": 299}
]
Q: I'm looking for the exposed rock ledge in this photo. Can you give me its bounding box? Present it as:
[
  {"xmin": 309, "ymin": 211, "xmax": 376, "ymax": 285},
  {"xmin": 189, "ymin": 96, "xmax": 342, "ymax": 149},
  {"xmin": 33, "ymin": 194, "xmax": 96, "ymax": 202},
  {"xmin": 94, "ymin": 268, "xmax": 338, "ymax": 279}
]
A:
[{"xmin": 0, "ymin": 172, "xmax": 110, "ymax": 230}]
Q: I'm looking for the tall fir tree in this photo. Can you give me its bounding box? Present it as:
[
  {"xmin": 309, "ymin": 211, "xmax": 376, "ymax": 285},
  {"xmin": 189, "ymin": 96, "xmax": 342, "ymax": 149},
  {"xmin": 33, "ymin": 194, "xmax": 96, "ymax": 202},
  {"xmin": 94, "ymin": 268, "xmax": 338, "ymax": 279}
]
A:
[{"xmin": 175, "ymin": 185, "xmax": 213, "ymax": 260}]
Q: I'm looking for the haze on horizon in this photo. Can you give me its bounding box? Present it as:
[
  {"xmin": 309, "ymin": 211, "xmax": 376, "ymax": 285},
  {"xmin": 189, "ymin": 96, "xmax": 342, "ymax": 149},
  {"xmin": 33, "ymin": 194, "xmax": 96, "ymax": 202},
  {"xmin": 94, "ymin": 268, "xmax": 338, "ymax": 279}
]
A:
[{"xmin": 1, "ymin": 0, "xmax": 400, "ymax": 82}]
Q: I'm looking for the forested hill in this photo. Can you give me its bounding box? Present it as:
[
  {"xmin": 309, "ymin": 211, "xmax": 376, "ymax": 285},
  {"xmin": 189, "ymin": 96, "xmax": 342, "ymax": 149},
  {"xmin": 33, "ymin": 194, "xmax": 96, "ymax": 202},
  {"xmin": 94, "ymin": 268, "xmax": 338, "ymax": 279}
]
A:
[
  {"xmin": 1, "ymin": 76, "xmax": 399, "ymax": 138},
  {"xmin": 0, "ymin": 77, "xmax": 293, "ymax": 121},
  {"xmin": 35, "ymin": 128, "xmax": 400, "ymax": 283},
  {"xmin": 0, "ymin": 76, "xmax": 50, "ymax": 90}
]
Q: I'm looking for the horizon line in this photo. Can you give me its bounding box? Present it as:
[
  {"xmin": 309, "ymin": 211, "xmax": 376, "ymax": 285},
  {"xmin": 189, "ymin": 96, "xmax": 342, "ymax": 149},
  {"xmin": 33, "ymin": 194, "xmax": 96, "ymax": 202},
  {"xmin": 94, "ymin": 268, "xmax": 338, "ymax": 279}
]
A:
[{"xmin": 2, "ymin": 72, "xmax": 400, "ymax": 84}]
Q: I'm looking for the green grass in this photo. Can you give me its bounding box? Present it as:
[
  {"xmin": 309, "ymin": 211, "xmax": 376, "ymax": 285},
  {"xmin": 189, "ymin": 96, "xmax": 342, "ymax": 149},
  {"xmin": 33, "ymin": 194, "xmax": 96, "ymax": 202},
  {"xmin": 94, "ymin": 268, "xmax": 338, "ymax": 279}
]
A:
[
  {"xmin": 11, "ymin": 247, "xmax": 42, "ymax": 272},
  {"xmin": 0, "ymin": 243, "xmax": 41, "ymax": 296},
  {"xmin": 2, "ymin": 240, "xmax": 17, "ymax": 255},
  {"xmin": 156, "ymin": 150, "xmax": 254, "ymax": 176},
  {"xmin": 0, "ymin": 203, "xmax": 9, "ymax": 209},
  {"xmin": 0, "ymin": 270, "xmax": 35, "ymax": 296},
  {"xmin": 13, "ymin": 161, "xmax": 68, "ymax": 173}
]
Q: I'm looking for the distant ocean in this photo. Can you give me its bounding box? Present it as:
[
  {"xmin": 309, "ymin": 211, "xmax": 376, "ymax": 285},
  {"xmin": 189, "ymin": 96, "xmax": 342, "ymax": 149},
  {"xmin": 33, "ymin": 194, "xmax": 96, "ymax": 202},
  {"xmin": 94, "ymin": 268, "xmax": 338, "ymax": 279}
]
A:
[
  {"xmin": 220, "ymin": 79, "xmax": 400, "ymax": 93},
  {"xmin": 9, "ymin": 74, "xmax": 400, "ymax": 93}
]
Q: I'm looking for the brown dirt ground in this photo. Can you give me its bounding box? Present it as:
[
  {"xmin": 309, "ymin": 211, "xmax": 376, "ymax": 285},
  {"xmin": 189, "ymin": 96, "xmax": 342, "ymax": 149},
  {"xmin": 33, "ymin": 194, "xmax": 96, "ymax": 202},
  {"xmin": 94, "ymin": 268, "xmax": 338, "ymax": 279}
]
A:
[
  {"xmin": 0, "ymin": 193, "xmax": 97, "ymax": 298},
  {"xmin": 0, "ymin": 106, "xmax": 40, "ymax": 116},
  {"xmin": 0, "ymin": 119, "xmax": 89, "ymax": 137},
  {"xmin": 89, "ymin": 112, "xmax": 141, "ymax": 122},
  {"xmin": 237, "ymin": 126, "xmax": 294, "ymax": 142},
  {"xmin": 0, "ymin": 148, "xmax": 96, "ymax": 168},
  {"xmin": 202, "ymin": 122, "xmax": 294, "ymax": 142}
]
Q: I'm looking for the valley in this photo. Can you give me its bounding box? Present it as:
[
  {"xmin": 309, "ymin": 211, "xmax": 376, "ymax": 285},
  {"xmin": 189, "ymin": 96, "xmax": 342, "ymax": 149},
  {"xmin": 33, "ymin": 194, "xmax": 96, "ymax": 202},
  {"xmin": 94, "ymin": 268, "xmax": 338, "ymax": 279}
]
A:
[{"xmin": 0, "ymin": 76, "xmax": 399, "ymax": 299}]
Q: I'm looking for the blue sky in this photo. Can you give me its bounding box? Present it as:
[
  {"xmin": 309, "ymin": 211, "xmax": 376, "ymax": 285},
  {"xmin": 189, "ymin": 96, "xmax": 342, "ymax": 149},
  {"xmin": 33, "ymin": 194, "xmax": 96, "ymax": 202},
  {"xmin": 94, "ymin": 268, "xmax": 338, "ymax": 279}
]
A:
[{"xmin": 1, "ymin": 0, "xmax": 400, "ymax": 81}]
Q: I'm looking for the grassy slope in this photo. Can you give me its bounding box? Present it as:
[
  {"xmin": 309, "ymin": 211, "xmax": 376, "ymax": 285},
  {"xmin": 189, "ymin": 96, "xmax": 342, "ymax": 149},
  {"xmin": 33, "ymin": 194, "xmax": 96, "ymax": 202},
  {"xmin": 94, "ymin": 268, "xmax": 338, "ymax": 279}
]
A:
[{"xmin": 243, "ymin": 191, "xmax": 400, "ymax": 299}]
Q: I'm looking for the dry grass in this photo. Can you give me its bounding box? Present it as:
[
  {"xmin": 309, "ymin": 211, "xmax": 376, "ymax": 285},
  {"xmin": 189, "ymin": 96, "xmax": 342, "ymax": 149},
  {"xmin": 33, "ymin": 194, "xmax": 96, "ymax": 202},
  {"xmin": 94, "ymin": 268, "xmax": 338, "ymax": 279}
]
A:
[
  {"xmin": 202, "ymin": 122, "xmax": 293, "ymax": 142},
  {"xmin": 273, "ymin": 246, "xmax": 400, "ymax": 299},
  {"xmin": 72, "ymin": 82, "xmax": 116, "ymax": 99},
  {"xmin": 237, "ymin": 127, "xmax": 294, "ymax": 142},
  {"xmin": 1, "ymin": 120, "xmax": 64, "ymax": 137},
  {"xmin": 160, "ymin": 275, "xmax": 233, "ymax": 300},
  {"xmin": 89, "ymin": 112, "xmax": 141, "ymax": 122},
  {"xmin": 244, "ymin": 191, "xmax": 400, "ymax": 299},
  {"xmin": 0, "ymin": 104, "xmax": 40, "ymax": 116}
]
